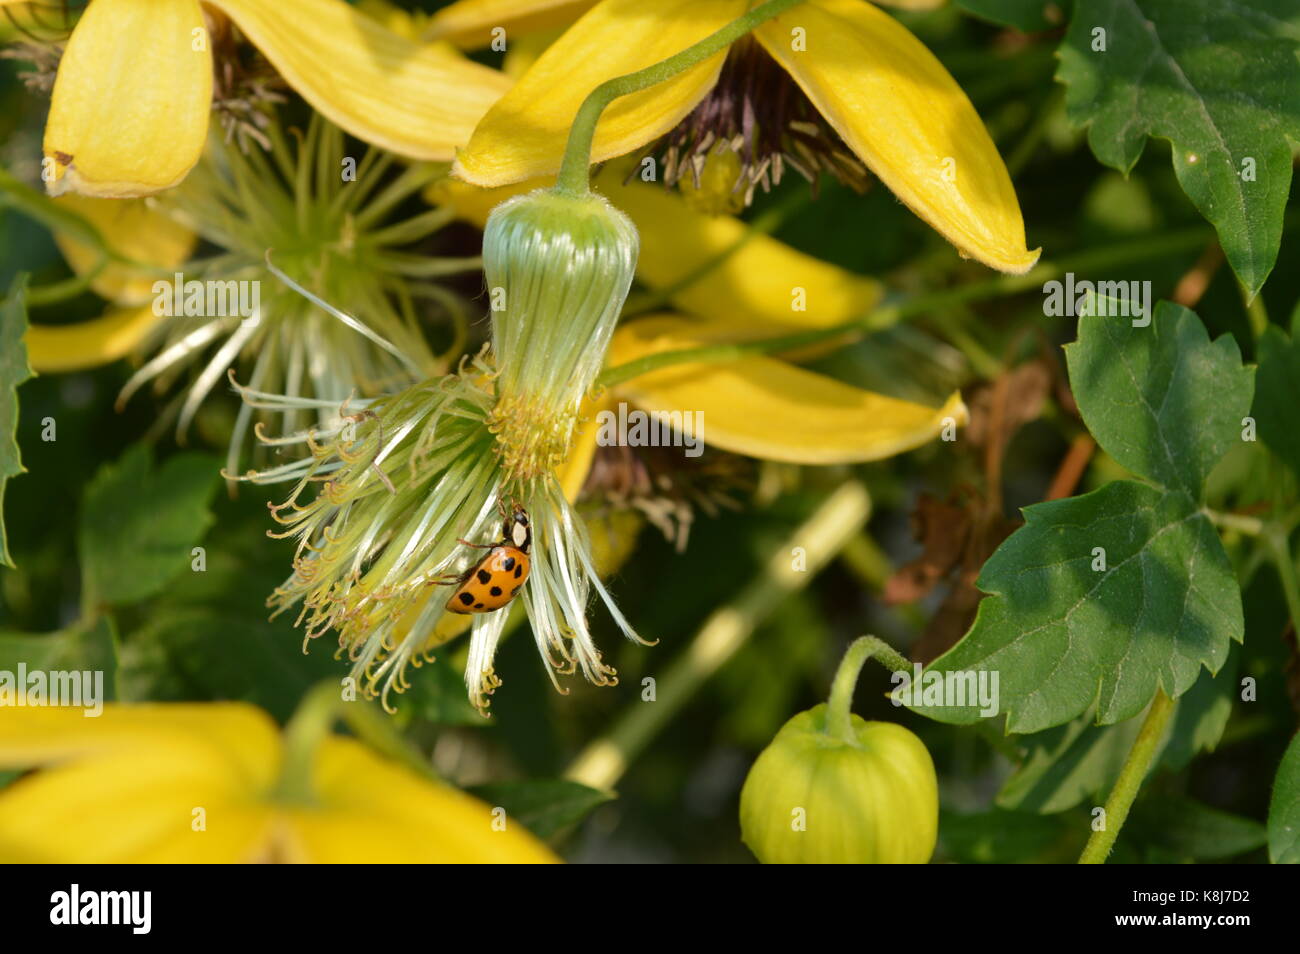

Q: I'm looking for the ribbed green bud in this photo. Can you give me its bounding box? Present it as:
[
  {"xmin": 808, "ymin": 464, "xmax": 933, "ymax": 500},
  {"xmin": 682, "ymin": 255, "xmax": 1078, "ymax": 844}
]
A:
[
  {"xmin": 739, "ymin": 704, "xmax": 938, "ymax": 864},
  {"xmin": 482, "ymin": 189, "xmax": 639, "ymax": 483}
]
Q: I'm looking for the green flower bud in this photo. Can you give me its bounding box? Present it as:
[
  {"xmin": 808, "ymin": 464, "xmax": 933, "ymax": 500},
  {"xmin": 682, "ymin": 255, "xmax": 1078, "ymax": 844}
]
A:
[
  {"xmin": 739, "ymin": 703, "xmax": 938, "ymax": 864},
  {"xmin": 482, "ymin": 189, "xmax": 638, "ymax": 483}
]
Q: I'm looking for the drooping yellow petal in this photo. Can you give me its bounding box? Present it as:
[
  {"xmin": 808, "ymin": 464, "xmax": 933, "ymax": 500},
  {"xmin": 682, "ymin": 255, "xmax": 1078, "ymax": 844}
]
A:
[
  {"xmin": 43, "ymin": 0, "xmax": 212, "ymax": 197},
  {"xmin": 756, "ymin": 0, "xmax": 1038, "ymax": 274},
  {"xmin": 453, "ymin": 0, "xmax": 747, "ymax": 186},
  {"xmin": 609, "ymin": 315, "xmax": 967, "ymax": 464},
  {"xmin": 302, "ymin": 737, "xmax": 560, "ymax": 863},
  {"xmin": 0, "ymin": 703, "xmax": 281, "ymax": 786},
  {"xmin": 430, "ymin": 174, "xmax": 882, "ymax": 333},
  {"xmin": 209, "ymin": 0, "xmax": 511, "ymax": 161},
  {"xmin": 24, "ymin": 305, "xmax": 161, "ymax": 374},
  {"xmin": 52, "ymin": 196, "xmax": 196, "ymax": 305},
  {"xmin": 426, "ymin": 0, "xmax": 598, "ymax": 48}
]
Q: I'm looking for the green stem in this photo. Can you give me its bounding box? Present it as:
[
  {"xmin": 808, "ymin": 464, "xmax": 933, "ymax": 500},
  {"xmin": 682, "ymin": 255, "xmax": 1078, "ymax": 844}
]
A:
[
  {"xmin": 274, "ymin": 680, "xmax": 440, "ymax": 803},
  {"xmin": 1262, "ymin": 525, "xmax": 1300, "ymax": 642},
  {"xmin": 599, "ymin": 222, "xmax": 1215, "ymax": 388},
  {"xmin": 825, "ymin": 635, "xmax": 913, "ymax": 744},
  {"xmin": 565, "ymin": 481, "xmax": 871, "ymax": 792},
  {"xmin": 1078, "ymin": 690, "xmax": 1175, "ymax": 864},
  {"xmin": 554, "ymin": 0, "xmax": 805, "ymax": 196},
  {"xmin": 274, "ymin": 682, "xmax": 341, "ymax": 804}
]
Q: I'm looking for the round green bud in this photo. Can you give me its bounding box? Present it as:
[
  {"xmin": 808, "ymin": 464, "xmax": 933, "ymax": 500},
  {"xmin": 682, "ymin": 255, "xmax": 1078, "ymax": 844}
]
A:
[{"xmin": 739, "ymin": 704, "xmax": 938, "ymax": 864}]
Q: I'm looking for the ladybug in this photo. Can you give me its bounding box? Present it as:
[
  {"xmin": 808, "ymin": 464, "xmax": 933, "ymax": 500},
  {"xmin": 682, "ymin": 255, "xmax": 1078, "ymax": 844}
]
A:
[{"xmin": 444, "ymin": 506, "xmax": 531, "ymax": 614}]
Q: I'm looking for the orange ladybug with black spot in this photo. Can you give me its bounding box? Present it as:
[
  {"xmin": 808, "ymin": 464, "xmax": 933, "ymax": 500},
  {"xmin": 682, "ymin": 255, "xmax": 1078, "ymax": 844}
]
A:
[{"xmin": 444, "ymin": 506, "xmax": 531, "ymax": 614}]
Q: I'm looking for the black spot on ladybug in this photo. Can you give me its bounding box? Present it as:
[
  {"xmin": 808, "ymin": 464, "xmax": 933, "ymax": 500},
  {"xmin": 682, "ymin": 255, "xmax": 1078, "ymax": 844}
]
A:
[
  {"xmin": 458, "ymin": 592, "xmax": 475, "ymax": 606},
  {"xmin": 476, "ymin": 569, "xmax": 492, "ymax": 585},
  {"xmin": 514, "ymin": 564, "xmax": 523, "ymax": 578},
  {"xmin": 503, "ymin": 556, "xmax": 516, "ymax": 571},
  {"xmin": 474, "ymin": 602, "xmax": 485, "ymax": 610},
  {"xmin": 490, "ymin": 586, "xmax": 503, "ymax": 597}
]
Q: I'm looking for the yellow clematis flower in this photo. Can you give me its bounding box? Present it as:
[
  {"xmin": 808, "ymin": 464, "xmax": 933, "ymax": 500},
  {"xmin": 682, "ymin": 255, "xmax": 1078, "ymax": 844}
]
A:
[
  {"xmin": 432, "ymin": 172, "xmax": 967, "ymax": 504},
  {"xmin": 0, "ymin": 702, "xmax": 558, "ymax": 863},
  {"xmin": 13, "ymin": 0, "xmax": 510, "ymax": 198},
  {"xmin": 441, "ymin": 0, "xmax": 1038, "ymax": 274}
]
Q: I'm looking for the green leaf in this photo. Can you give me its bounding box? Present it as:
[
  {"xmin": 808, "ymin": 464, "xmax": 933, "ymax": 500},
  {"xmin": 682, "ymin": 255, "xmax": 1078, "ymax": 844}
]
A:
[
  {"xmin": 911, "ymin": 305, "xmax": 1251, "ymax": 732},
  {"xmin": 0, "ymin": 276, "xmax": 33, "ymax": 568},
  {"xmin": 1057, "ymin": 0, "xmax": 1300, "ymax": 295},
  {"xmin": 1253, "ymin": 324, "xmax": 1300, "ymax": 478},
  {"xmin": 467, "ymin": 779, "xmax": 613, "ymax": 839},
  {"xmin": 78, "ymin": 444, "xmax": 220, "ymax": 607},
  {"xmin": 999, "ymin": 654, "xmax": 1237, "ymax": 814},
  {"xmin": 1269, "ymin": 732, "xmax": 1300, "ymax": 863},
  {"xmin": 118, "ymin": 608, "xmax": 337, "ymax": 722},
  {"xmin": 956, "ymin": 0, "xmax": 1069, "ymax": 32},
  {"xmin": 1064, "ymin": 303, "xmax": 1254, "ymax": 499},
  {"xmin": 938, "ymin": 808, "xmax": 1072, "ymax": 863},
  {"xmin": 0, "ymin": 616, "xmax": 119, "ymax": 705},
  {"xmin": 998, "ymin": 707, "xmax": 1143, "ymax": 813},
  {"xmin": 1129, "ymin": 796, "xmax": 1267, "ymax": 860}
]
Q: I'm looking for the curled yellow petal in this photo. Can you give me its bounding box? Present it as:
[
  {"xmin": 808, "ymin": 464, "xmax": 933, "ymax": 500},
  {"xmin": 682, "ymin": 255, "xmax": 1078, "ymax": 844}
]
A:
[
  {"xmin": 52, "ymin": 196, "xmax": 196, "ymax": 305},
  {"xmin": 453, "ymin": 0, "xmax": 747, "ymax": 186},
  {"xmin": 25, "ymin": 304, "xmax": 161, "ymax": 374},
  {"xmin": 304, "ymin": 737, "xmax": 560, "ymax": 863},
  {"xmin": 43, "ymin": 0, "xmax": 212, "ymax": 197},
  {"xmin": 756, "ymin": 0, "xmax": 1039, "ymax": 274},
  {"xmin": 430, "ymin": 173, "xmax": 882, "ymax": 333},
  {"xmin": 426, "ymin": 0, "xmax": 598, "ymax": 48},
  {"xmin": 209, "ymin": 0, "xmax": 511, "ymax": 161},
  {"xmin": 609, "ymin": 315, "xmax": 967, "ymax": 465}
]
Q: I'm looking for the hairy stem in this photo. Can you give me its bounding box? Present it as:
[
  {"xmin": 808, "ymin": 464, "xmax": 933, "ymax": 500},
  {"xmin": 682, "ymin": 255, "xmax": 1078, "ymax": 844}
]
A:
[
  {"xmin": 825, "ymin": 635, "xmax": 913, "ymax": 744},
  {"xmin": 1078, "ymin": 690, "xmax": 1175, "ymax": 864},
  {"xmin": 554, "ymin": 0, "xmax": 805, "ymax": 196}
]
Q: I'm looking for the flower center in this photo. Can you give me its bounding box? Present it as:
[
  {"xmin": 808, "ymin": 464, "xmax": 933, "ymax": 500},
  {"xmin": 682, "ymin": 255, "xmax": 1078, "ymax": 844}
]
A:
[{"xmin": 634, "ymin": 39, "xmax": 869, "ymax": 211}]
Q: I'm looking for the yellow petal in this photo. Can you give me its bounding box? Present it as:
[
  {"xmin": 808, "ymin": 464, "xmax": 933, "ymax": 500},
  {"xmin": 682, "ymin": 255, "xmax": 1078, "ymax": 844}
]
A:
[
  {"xmin": 299, "ymin": 737, "xmax": 560, "ymax": 863},
  {"xmin": 52, "ymin": 196, "xmax": 196, "ymax": 305},
  {"xmin": 0, "ymin": 703, "xmax": 281, "ymax": 862},
  {"xmin": 453, "ymin": 0, "xmax": 747, "ymax": 186},
  {"xmin": 755, "ymin": 0, "xmax": 1038, "ymax": 274},
  {"xmin": 0, "ymin": 703, "xmax": 281, "ymax": 785},
  {"xmin": 430, "ymin": 174, "xmax": 883, "ymax": 333},
  {"xmin": 43, "ymin": 0, "xmax": 212, "ymax": 197},
  {"xmin": 209, "ymin": 0, "xmax": 511, "ymax": 161},
  {"xmin": 426, "ymin": 0, "xmax": 598, "ymax": 48},
  {"xmin": 25, "ymin": 304, "xmax": 161, "ymax": 374},
  {"xmin": 558, "ymin": 392, "xmax": 617, "ymax": 501},
  {"xmin": 609, "ymin": 315, "xmax": 967, "ymax": 464}
]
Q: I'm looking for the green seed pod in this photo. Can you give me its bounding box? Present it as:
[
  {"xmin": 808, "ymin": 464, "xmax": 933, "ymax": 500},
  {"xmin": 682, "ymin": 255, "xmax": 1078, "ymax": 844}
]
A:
[
  {"xmin": 739, "ymin": 703, "xmax": 938, "ymax": 864},
  {"xmin": 482, "ymin": 188, "xmax": 639, "ymax": 482}
]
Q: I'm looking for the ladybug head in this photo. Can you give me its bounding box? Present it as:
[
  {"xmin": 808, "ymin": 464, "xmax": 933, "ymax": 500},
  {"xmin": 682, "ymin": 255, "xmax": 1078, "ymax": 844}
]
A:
[{"xmin": 502, "ymin": 505, "xmax": 531, "ymax": 551}]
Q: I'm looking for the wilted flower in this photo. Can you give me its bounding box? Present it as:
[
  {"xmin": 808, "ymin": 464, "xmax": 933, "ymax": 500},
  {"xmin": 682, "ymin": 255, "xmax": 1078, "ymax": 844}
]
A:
[
  {"xmin": 439, "ymin": 0, "xmax": 1038, "ymax": 273},
  {"xmin": 240, "ymin": 186, "xmax": 649, "ymax": 713},
  {"xmin": 28, "ymin": 111, "xmax": 477, "ymax": 475}
]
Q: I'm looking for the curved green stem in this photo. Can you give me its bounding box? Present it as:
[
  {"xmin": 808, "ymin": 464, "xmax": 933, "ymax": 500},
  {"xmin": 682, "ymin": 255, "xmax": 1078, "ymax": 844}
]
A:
[
  {"xmin": 1078, "ymin": 690, "xmax": 1175, "ymax": 864},
  {"xmin": 554, "ymin": 0, "xmax": 805, "ymax": 196},
  {"xmin": 825, "ymin": 635, "xmax": 913, "ymax": 744}
]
